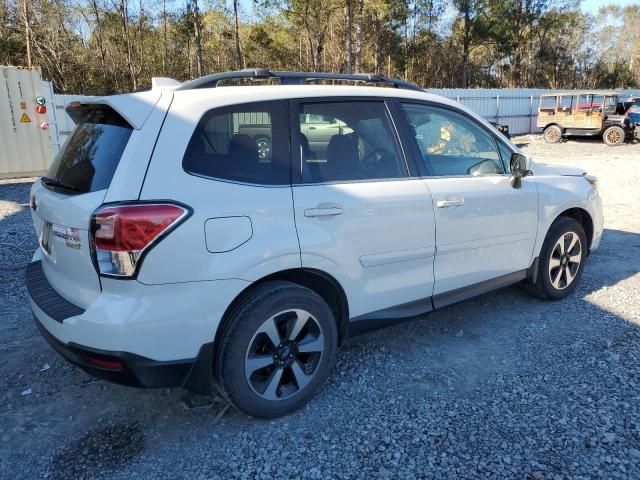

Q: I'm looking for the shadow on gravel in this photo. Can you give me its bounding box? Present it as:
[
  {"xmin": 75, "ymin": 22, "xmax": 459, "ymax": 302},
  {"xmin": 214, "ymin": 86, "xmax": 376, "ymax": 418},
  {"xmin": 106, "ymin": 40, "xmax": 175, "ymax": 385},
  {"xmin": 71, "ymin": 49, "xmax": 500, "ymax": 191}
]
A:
[{"xmin": 48, "ymin": 421, "xmax": 144, "ymax": 479}]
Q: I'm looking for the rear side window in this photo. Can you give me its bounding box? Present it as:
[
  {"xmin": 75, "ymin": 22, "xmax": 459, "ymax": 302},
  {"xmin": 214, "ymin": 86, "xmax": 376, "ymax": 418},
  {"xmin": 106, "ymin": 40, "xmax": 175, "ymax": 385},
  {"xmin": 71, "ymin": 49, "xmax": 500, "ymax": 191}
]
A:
[
  {"xmin": 46, "ymin": 107, "xmax": 132, "ymax": 194},
  {"xmin": 297, "ymin": 101, "xmax": 407, "ymax": 183},
  {"xmin": 183, "ymin": 101, "xmax": 289, "ymax": 185}
]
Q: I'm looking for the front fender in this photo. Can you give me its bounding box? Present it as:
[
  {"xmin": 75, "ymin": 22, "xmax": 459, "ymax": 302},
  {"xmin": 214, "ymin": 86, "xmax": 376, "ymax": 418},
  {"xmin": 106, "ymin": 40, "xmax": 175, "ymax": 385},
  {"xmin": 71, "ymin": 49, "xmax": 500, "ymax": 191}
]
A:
[{"xmin": 531, "ymin": 173, "xmax": 602, "ymax": 257}]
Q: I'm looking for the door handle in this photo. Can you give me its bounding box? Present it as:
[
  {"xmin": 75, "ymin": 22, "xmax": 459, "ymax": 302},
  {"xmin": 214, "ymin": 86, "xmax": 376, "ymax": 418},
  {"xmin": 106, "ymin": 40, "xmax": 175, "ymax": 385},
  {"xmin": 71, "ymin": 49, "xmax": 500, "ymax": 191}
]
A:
[
  {"xmin": 436, "ymin": 197, "xmax": 464, "ymax": 208},
  {"xmin": 304, "ymin": 207, "xmax": 344, "ymax": 217}
]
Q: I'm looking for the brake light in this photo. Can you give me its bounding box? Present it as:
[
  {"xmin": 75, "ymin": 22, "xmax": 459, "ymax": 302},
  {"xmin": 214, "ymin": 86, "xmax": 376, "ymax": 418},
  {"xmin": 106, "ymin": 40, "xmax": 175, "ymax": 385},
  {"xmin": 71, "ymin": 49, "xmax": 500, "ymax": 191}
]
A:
[{"xmin": 91, "ymin": 203, "xmax": 189, "ymax": 277}]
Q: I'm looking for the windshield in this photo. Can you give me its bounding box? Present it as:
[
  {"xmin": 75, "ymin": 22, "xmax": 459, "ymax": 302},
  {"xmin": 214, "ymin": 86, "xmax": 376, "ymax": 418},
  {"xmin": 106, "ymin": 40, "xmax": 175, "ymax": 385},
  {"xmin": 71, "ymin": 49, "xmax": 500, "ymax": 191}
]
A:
[{"xmin": 45, "ymin": 107, "xmax": 132, "ymax": 195}]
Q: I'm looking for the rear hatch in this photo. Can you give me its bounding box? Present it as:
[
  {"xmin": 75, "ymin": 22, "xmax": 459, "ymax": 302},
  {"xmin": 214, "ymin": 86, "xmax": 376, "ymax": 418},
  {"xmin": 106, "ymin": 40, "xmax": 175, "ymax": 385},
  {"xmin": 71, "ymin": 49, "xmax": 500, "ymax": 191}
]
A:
[{"xmin": 30, "ymin": 105, "xmax": 134, "ymax": 308}]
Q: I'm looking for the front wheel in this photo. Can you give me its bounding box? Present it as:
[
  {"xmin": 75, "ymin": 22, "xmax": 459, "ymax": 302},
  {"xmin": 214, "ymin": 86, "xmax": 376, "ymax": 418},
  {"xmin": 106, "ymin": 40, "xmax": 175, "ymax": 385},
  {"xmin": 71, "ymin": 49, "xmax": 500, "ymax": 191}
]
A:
[
  {"xmin": 543, "ymin": 125, "xmax": 562, "ymax": 143},
  {"xmin": 524, "ymin": 217, "xmax": 587, "ymax": 301},
  {"xmin": 603, "ymin": 125, "xmax": 625, "ymax": 146},
  {"xmin": 215, "ymin": 281, "xmax": 338, "ymax": 418}
]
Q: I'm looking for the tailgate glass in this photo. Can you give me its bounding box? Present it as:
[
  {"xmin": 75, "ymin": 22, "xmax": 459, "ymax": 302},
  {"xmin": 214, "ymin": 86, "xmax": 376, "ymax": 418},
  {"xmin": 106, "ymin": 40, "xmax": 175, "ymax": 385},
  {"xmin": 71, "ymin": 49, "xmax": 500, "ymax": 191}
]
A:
[{"xmin": 45, "ymin": 107, "xmax": 132, "ymax": 195}]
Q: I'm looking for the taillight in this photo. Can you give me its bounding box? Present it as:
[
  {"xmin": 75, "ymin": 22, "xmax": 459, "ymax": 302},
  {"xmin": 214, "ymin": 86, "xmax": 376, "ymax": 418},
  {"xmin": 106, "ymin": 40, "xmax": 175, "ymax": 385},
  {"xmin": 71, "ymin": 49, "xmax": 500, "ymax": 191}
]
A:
[{"xmin": 90, "ymin": 203, "xmax": 189, "ymax": 278}]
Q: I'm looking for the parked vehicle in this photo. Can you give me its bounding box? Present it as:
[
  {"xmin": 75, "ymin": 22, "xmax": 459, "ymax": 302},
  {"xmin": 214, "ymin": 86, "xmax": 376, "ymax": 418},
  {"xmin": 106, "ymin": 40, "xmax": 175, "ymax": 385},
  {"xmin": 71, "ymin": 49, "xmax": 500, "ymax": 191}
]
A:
[
  {"xmin": 623, "ymin": 98, "xmax": 640, "ymax": 126},
  {"xmin": 537, "ymin": 92, "xmax": 636, "ymax": 146},
  {"xmin": 27, "ymin": 70, "xmax": 603, "ymax": 418}
]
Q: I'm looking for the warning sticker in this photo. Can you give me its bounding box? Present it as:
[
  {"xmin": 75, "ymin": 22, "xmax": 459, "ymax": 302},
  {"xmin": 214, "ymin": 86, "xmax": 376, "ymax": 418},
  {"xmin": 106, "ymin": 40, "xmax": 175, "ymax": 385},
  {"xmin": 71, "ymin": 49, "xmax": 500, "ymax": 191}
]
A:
[
  {"xmin": 20, "ymin": 101, "xmax": 27, "ymax": 110},
  {"xmin": 20, "ymin": 113, "xmax": 31, "ymax": 123}
]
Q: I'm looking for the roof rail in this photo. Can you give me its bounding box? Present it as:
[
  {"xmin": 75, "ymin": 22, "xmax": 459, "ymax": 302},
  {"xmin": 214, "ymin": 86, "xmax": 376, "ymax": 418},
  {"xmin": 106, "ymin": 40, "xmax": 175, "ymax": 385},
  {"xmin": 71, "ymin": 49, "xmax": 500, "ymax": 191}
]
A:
[{"xmin": 176, "ymin": 69, "xmax": 423, "ymax": 92}]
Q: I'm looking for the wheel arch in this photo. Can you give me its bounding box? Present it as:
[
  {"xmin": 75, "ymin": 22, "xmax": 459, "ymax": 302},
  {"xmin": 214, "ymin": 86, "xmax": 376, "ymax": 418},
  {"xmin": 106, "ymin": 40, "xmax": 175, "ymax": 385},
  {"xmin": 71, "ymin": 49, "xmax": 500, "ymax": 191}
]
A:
[
  {"xmin": 543, "ymin": 123, "xmax": 563, "ymax": 131},
  {"xmin": 214, "ymin": 268, "xmax": 350, "ymax": 352},
  {"xmin": 557, "ymin": 207, "xmax": 594, "ymax": 252}
]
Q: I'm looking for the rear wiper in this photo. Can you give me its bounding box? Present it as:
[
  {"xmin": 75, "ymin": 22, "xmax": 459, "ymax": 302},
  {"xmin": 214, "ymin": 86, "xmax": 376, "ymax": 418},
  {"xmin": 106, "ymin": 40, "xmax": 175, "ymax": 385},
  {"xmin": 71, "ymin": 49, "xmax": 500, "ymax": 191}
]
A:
[{"xmin": 41, "ymin": 176, "xmax": 80, "ymax": 192}]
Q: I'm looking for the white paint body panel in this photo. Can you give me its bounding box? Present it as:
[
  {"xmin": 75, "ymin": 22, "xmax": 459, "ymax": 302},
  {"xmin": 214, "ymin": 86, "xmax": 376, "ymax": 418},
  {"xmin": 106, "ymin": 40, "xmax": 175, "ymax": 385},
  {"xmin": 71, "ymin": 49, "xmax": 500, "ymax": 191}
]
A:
[
  {"xmin": 293, "ymin": 180, "xmax": 436, "ymax": 318},
  {"xmin": 424, "ymin": 175, "xmax": 539, "ymax": 294}
]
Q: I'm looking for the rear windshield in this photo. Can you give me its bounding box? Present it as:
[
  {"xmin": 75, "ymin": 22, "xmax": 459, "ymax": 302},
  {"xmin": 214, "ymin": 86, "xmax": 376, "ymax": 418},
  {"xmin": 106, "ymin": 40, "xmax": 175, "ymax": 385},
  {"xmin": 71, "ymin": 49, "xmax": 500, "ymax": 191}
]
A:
[{"xmin": 45, "ymin": 107, "xmax": 132, "ymax": 194}]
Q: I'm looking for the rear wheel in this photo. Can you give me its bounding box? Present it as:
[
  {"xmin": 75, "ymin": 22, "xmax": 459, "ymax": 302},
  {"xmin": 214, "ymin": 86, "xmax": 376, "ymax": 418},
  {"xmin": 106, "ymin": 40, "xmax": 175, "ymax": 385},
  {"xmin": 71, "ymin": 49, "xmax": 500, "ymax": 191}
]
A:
[
  {"xmin": 524, "ymin": 217, "xmax": 587, "ymax": 301},
  {"xmin": 215, "ymin": 281, "xmax": 338, "ymax": 418},
  {"xmin": 543, "ymin": 125, "xmax": 562, "ymax": 143},
  {"xmin": 603, "ymin": 125, "xmax": 625, "ymax": 146}
]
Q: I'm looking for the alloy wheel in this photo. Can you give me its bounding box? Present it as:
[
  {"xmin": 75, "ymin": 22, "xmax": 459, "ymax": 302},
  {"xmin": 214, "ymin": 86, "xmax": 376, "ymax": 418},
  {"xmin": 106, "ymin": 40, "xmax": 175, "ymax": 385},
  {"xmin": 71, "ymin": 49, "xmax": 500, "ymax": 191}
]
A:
[
  {"xmin": 244, "ymin": 309, "xmax": 324, "ymax": 401},
  {"xmin": 548, "ymin": 231, "xmax": 582, "ymax": 290}
]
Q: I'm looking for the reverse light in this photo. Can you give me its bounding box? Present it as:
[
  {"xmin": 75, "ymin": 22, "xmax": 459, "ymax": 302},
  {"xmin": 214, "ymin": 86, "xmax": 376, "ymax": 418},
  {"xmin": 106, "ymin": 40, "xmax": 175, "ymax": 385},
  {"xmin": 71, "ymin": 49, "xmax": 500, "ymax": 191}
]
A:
[{"xmin": 91, "ymin": 203, "xmax": 189, "ymax": 277}]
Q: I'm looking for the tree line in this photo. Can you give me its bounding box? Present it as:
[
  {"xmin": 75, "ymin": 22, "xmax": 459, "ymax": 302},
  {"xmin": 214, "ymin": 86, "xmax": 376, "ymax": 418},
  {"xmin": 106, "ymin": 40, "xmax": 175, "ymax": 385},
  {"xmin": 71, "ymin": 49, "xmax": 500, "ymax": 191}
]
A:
[{"xmin": 0, "ymin": 0, "xmax": 638, "ymax": 95}]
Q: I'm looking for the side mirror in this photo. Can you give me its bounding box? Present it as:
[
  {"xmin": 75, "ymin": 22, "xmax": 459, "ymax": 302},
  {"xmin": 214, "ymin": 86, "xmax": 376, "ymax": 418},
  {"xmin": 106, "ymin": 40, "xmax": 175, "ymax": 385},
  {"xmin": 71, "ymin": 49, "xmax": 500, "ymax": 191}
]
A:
[{"xmin": 510, "ymin": 153, "xmax": 531, "ymax": 188}]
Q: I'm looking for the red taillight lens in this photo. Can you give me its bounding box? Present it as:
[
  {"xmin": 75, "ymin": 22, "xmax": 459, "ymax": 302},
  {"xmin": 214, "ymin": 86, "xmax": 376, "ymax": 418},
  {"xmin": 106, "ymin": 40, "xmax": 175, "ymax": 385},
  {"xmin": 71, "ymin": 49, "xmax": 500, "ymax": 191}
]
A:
[{"xmin": 91, "ymin": 203, "xmax": 188, "ymax": 277}]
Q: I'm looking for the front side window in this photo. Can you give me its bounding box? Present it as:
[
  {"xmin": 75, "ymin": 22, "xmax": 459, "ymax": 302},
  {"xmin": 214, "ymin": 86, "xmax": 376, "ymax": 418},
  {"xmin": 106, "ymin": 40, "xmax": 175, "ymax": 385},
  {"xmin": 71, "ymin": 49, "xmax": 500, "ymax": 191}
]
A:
[
  {"xmin": 183, "ymin": 101, "xmax": 289, "ymax": 185},
  {"xmin": 298, "ymin": 101, "xmax": 407, "ymax": 183},
  {"xmin": 400, "ymin": 103, "xmax": 504, "ymax": 177}
]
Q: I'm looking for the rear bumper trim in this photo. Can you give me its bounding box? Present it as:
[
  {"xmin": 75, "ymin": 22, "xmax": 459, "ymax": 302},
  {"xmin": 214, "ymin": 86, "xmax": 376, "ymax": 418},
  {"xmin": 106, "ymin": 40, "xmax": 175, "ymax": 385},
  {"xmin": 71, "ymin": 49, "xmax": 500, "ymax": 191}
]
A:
[
  {"xmin": 25, "ymin": 260, "xmax": 84, "ymax": 323},
  {"xmin": 33, "ymin": 315, "xmax": 196, "ymax": 388}
]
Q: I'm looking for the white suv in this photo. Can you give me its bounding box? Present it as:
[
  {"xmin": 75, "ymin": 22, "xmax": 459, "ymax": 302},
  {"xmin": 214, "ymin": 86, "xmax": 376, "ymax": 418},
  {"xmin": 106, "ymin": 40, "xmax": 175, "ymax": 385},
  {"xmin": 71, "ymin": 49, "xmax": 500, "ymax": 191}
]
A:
[{"xmin": 27, "ymin": 70, "xmax": 603, "ymax": 418}]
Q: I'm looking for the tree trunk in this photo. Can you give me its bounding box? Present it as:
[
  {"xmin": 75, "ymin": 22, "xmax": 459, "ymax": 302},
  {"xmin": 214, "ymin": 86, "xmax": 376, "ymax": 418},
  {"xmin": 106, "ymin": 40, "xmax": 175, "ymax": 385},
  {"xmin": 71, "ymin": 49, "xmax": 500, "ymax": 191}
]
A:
[
  {"xmin": 374, "ymin": 13, "xmax": 381, "ymax": 75},
  {"xmin": 461, "ymin": 7, "xmax": 470, "ymax": 88},
  {"xmin": 22, "ymin": 0, "xmax": 32, "ymax": 68},
  {"xmin": 354, "ymin": 0, "xmax": 363, "ymax": 73},
  {"xmin": 233, "ymin": 0, "xmax": 244, "ymax": 69},
  {"xmin": 344, "ymin": 0, "xmax": 352, "ymax": 73},
  {"xmin": 162, "ymin": 0, "xmax": 167, "ymax": 74},
  {"xmin": 90, "ymin": 0, "xmax": 108, "ymax": 84},
  {"xmin": 119, "ymin": 0, "xmax": 137, "ymax": 90},
  {"xmin": 193, "ymin": 0, "xmax": 203, "ymax": 77}
]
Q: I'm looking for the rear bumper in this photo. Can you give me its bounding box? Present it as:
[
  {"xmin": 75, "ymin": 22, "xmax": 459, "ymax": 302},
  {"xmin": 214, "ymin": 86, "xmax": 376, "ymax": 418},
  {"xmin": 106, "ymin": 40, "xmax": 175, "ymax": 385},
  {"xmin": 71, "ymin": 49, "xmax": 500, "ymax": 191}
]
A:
[
  {"xmin": 25, "ymin": 256, "xmax": 250, "ymax": 393},
  {"xmin": 33, "ymin": 314, "xmax": 194, "ymax": 388}
]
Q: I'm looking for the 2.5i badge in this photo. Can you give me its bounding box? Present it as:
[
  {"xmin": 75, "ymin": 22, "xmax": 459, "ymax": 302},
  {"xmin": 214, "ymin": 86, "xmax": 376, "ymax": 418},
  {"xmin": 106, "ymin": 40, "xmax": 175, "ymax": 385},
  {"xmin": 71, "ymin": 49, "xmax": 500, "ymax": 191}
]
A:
[{"xmin": 51, "ymin": 224, "xmax": 82, "ymax": 250}]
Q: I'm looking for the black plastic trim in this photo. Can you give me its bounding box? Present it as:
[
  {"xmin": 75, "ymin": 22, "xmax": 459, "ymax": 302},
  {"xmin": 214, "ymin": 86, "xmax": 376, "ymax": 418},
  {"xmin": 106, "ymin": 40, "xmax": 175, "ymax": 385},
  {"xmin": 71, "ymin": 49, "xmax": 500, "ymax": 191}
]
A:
[
  {"xmin": 176, "ymin": 69, "xmax": 423, "ymax": 92},
  {"xmin": 348, "ymin": 269, "xmax": 529, "ymax": 337},
  {"xmin": 25, "ymin": 261, "xmax": 85, "ymax": 323},
  {"xmin": 34, "ymin": 315, "xmax": 197, "ymax": 389},
  {"xmin": 432, "ymin": 269, "xmax": 528, "ymax": 309},
  {"xmin": 348, "ymin": 297, "xmax": 433, "ymax": 337}
]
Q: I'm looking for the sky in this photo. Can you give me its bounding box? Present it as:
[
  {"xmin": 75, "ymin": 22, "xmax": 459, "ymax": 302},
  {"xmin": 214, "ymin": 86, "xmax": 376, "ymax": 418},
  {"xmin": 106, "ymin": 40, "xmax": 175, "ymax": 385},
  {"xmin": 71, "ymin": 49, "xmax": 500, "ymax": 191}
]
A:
[{"xmin": 581, "ymin": 0, "xmax": 640, "ymax": 14}]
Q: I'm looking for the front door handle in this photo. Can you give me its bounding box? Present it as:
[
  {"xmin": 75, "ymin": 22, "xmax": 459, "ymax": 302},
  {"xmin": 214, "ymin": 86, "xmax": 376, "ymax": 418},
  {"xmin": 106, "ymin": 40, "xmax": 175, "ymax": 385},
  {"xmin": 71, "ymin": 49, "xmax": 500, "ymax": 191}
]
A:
[
  {"xmin": 304, "ymin": 207, "xmax": 344, "ymax": 217},
  {"xmin": 436, "ymin": 197, "xmax": 465, "ymax": 208}
]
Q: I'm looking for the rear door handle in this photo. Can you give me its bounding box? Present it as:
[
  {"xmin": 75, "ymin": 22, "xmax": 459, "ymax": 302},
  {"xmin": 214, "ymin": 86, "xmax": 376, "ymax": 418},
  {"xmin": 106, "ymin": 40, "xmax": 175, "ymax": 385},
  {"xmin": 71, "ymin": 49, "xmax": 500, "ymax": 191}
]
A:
[
  {"xmin": 436, "ymin": 197, "xmax": 465, "ymax": 208},
  {"xmin": 304, "ymin": 207, "xmax": 344, "ymax": 217}
]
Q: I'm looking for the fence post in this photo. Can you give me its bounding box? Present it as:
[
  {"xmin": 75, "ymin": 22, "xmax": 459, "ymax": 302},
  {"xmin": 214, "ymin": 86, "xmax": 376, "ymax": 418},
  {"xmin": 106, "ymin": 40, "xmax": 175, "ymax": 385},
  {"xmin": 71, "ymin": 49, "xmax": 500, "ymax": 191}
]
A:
[{"xmin": 529, "ymin": 95, "xmax": 534, "ymax": 134}]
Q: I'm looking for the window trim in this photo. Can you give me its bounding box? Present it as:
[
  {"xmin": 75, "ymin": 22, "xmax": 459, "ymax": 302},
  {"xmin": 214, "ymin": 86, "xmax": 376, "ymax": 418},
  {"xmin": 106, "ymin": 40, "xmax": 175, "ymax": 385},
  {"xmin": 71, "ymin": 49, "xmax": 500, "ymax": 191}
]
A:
[
  {"xmin": 391, "ymin": 99, "xmax": 510, "ymax": 179},
  {"xmin": 289, "ymin": 96, "xmax": 412, "ymax": 186},
  {"xmin": 181, "ymin": 99, "xmax": 292, "ymax": 187}
]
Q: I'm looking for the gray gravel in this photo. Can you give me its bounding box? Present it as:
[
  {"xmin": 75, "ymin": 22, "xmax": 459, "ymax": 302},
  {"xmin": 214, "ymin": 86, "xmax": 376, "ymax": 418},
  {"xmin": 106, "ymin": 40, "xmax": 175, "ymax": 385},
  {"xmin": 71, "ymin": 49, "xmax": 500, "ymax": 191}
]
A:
[{"xmin": 1, "ymin": 136, "xmax": 640, "ymax": 479}]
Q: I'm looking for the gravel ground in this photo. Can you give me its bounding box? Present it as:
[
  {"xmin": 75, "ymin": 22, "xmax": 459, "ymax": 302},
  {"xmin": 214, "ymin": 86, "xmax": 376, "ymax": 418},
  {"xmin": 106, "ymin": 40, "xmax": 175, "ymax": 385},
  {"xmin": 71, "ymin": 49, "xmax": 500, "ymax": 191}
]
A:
[{"xmin": 1, "ymin": 136, "xmax": 639, "ymax": 479}]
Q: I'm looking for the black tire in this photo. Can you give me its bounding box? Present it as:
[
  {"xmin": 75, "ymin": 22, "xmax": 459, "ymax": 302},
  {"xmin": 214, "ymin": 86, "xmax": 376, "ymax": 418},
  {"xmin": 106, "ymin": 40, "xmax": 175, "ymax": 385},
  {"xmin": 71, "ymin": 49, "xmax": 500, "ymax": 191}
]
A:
[
  {"xmin": 603, "ymin": 125, "xmax": 625, "ymax": 146},
  {"xmin": 524, "ymin": 217, "xmax": 587, "ymax": 301},
  {"xmin": 215, "ymin": 281, "xmax": 338, "ymax": 418},
  {"xmin": 543, "ymin": 125, "xmax": 562, "ymax": 144}
]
